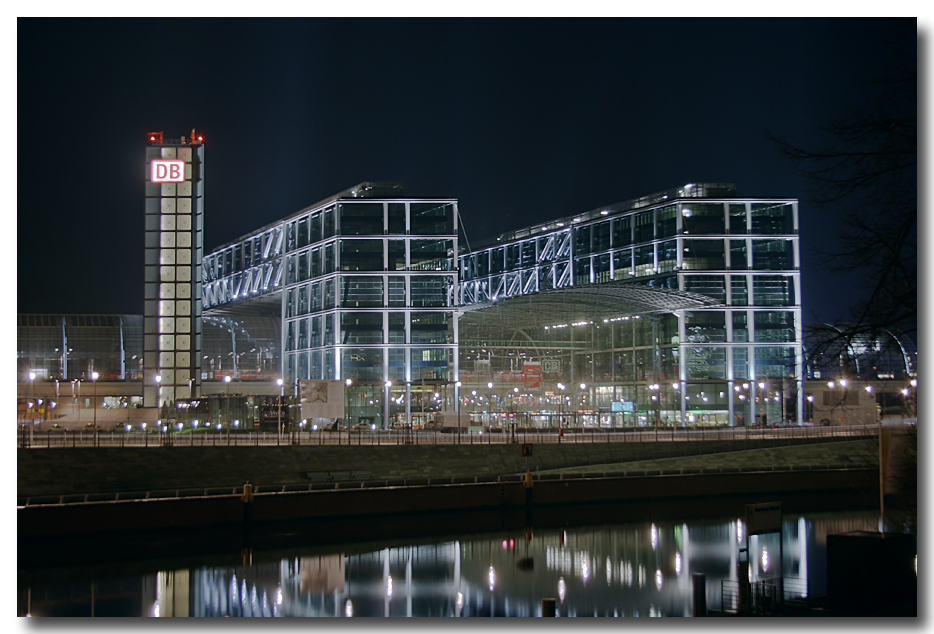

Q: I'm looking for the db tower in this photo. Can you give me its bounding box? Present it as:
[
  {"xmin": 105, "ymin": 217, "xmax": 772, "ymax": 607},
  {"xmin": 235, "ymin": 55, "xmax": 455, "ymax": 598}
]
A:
[{"xmin": 143, "ymin": 131, "xmax": 204, "ymax": 409}]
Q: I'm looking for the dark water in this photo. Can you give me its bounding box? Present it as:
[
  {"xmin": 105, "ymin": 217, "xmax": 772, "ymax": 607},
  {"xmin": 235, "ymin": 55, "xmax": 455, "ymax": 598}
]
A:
[{"xmin": 18, "ymin": 508, "xmax": 887, "ymax": 617}]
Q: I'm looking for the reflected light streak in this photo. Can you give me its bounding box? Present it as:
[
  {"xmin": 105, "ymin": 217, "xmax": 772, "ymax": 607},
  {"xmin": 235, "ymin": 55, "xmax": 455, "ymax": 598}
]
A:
[{"xmin": 557, "ymin": 577, "xmax": 566, "ymax": 602}]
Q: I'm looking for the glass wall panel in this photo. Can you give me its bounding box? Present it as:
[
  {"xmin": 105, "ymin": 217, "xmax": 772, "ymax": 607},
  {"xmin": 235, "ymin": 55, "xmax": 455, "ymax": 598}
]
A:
[
  {"xmin": 324, "ymin": 313, "xmax": 334, "ymax": 345},
  {"xmin": 490, "ymin": 248, "xmax": 504, "ymax": 275},
  {"xmin": 410, "ymin": 276, "xmax": 448, "ymax": 307},
  {"xmin": 657, "ymin": 206, "xmax": 677, "ymax": 238},
  {"xmin": 733, "ymin": 347, "xmax": 749, "ymax": 379},
  {"xmin": 731, "ymin": 276, "xmax": 748, "ymax": 306},
  {"xmin": 323, "ymin": 206, "xmax": 335, "ymax": 239},
  {"xmin": 594, "ymin": 253, "xmax": 611, "ymax": 283},
  {"xmin": 613, "ymin": 249, "xmax": 632, "ymax": 279},
  {"xmin": 298, "ymin": 285, "xmax": 309, "ymax": 315},
  {"xmin": 593, "ymin": 221, "xmax": 610, "ymax": 251},
  {"xmin": 324, "ymin": 280, "xmax": 335, "ymax": 309},
  {"xmin": 521, "ymin": 240, "xmax": 536, "ymax": 266},
  {"xmin": 634, "ymin": 212, "xmax": 654, "ymax": 243},
  {"xmin": 311, "ymin": 282, "xmax": 322, "ymax": 312},
  {"xmin": 311, "ymin": 315, "xmax": 321, "ymax": 348},
  {"xmin": 752, "ymin": 239, "xmax": 794, "ymax": 270},
  {"xmin": 751, "ymin": 203, "xmax": 794, "ymax": 235},
  {"xmin": 309, "ymin": 212, "xmax": 322, "ymax": 243},
  {"xmin": 387, "ymin": 240, "xmax": 405, "ymax": 271},
  {"xmin": 681, "ymin": 202, "xmax": 725, "ymax": 234},
  {"xmin": 686, "ymin": 346, "xmax": 727, "ymax": 379},
  {"xmin": 388, "ymin": 203, "xmax": 406, "ymax": 234},
  {"xmin": 341, "ymin": 239, "xmax": 383, "ymax": 271},
  {"xmin": 412, "ymin": 348, "xmax": 450, "ymax": 381},
  {"xmin": 298, "ymin": 318, "xmax": 308, "ymax": 349},
  {"xmin": 341, "ymin": 313, "xmax": 383, "ymax": 344},
  {"xmin": 657, "ymin": 240, "xmax": 677, "ymax": 273},
  {"xmin": 388, "ymin": 276, "xmax": 406, "ymax": 307},
  {"xmin": 575, "ymin": 225, "xmax": 591, "ymax": 256},
  {"xmin": 324, "ymin": 349, "xmax": 334, "ymax": 379},
  {"xmin": 682, "ymin": 239, "xmax": 725, "ymax": 270},
  {"xmin": 732, "ymin": 311, "xmax": 748, "ymax": 342},
  {"xmin": 503, "ymin": 244, "xmax": 518, "ymax": 271},
  {"xmin": 411, "ymin": 312, "xmax": 453, "ymax": 344},
  {"xmin": 613, "ymin": 216, "xmax": 631, "ymax": 246},
  {"xmin": 324, "ymin": 243, "xmax": 335, "ymax": 273},
  {"xmin": 411, "ymin": 240, "xmax": 452, "ymax": 271},
  {"xmin": 755, "ymin": 346, "xmax": 796, "ymax": 378},
  {"xmin": 575, "ymin": 257, "xmax": 591, "ymax": 285},
  {"xmin": 297, "ymin": 217, "xmax": 309, "ymax": 248},
  {"xmin": 729, "ymin": 203, "xmax": 747, "ymax": 234},
  {"xmin": 340, "ymin": 276, "xmax": 383, "ymax": 308},
  {"xmin": 388, "ymin": 348, "xmax": 405, "ymax": 382},
  {"xmin": 388, "ymin": 313, "xmax": 405, "ymax": 343},
  {"xmin": 634, "ymin": 245, "xmax": 654, "ymax": 277},
  {"xmin": 752, "ymin": 275, "xmax": 794, "ymax": 306},
  {"xmin": 754, "ymin": 311, "xmax": 796, "ymax": 342},
  {"xmin": 339, "ymin": 202, "xmax": 384, "ymax": 235},
  {"xmin": 684, "ymin": 275, "xmax": 726, "ymax": 303},
  {"xmin": 685, "ymin": 311, "xmax": 727, "ymax": 343},
  {"xmin": 343, "ymin": 348, "xmax": 384, "ymax": 382},
  {"xmin": 729, "ymin": 240, "xmax": 748, "ymax": 269},
  {"xmin": 410, "ymin": 202, "xmax": 452, "ymax": 235}
]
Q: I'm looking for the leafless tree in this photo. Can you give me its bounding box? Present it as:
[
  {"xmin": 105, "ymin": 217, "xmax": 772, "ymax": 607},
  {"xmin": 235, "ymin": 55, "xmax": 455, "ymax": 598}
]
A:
[{"xmin": 770, "ymin": 21, "xmax": 916, "ymax": 345}]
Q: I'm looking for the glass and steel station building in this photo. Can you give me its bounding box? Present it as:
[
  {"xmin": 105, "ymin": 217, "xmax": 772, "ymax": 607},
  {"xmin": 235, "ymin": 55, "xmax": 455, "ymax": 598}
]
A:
[{"xmin": 17, "ymin": 135, "xmax": 808, "ymax": 429}]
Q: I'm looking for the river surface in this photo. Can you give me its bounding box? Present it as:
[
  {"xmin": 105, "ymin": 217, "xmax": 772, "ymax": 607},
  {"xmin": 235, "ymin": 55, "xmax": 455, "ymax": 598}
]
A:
[{"xmin": 18, "ymin": 507, "xmax": 889, "ymax": 617}]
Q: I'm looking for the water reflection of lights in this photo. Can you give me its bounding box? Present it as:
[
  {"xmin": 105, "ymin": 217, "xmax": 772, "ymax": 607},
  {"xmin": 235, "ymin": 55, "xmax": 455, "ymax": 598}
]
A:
[
  {"xmin": 650, "ymin": 524, "xmax": 658, "ymax": 550},
  {"xmin": 488, "ymin": 566, "xmax": 495, "ymax": 591},
  {"xmin": 581, "ymin": 555, "xmax": 590, "ymax": 583},
  {"xmin": 624, "ymin": 561, "xmax": 633, "ymax": 586},
  {"xmin": 638, "ymin": 565, "xmax": 646, "ymax": 588},
  {"xmin": 761, "ymin": 547, "xmax": 769, "ymax": 572},
  {"xmin": 456, "ymin": 592, "xmax": 464, "ymax": 609},
  {"xmin": 737, "ymin": 518, "xmax": 744, "ymax": 544},
  {"xmin": 655, "ymin": 569, "xmax": 663, "ymax": 591},
  {"xmin": 344, "ymin": 599, "xmax": 353, "ymax": 617},
  {"xmin": 276, "ymin": 587, "xmax": 282, "ymax": 605},
  {"xmin": 387, "ymin": 574, "xmax": 393, "ymax": 598},
  {"xmin": 153, "ymin": 602, "xmax": 160, "ymax": 617},
  {"xmin": 675, "ymin": 553, "xmax": 682, "ymax": 575},
  {"xmin": 606, "ymin": 557, "xmax": 612, "ymax": 585},
  {"xmin": 557, "ymin": 577, "xmax": 566, "ymax": 602}
]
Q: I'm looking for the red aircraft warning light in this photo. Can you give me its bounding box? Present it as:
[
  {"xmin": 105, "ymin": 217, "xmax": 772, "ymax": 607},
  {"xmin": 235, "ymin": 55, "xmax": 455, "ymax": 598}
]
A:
[{"xmin": 147, "ymin": 131, "xmax": 164, "ymax": 144}]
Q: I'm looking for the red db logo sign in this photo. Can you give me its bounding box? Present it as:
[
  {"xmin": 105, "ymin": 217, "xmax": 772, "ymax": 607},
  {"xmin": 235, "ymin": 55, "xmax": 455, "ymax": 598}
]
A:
[{"xmin": 151, "ymin": 160, "xmax": 185, "ymax": 183}]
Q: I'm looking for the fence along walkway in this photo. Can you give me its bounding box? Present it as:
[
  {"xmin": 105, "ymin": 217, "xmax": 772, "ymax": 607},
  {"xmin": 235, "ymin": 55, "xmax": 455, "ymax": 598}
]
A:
[{"xmin": 18, "ymin": 423, "xmax": 880, "ymax": 449}]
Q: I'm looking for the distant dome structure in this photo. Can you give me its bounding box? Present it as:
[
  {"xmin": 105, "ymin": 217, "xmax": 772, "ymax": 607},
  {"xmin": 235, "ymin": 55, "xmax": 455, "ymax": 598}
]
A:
[{"xmin": 804, "ymin": 324, "xmax": 916, "ymax": 380}]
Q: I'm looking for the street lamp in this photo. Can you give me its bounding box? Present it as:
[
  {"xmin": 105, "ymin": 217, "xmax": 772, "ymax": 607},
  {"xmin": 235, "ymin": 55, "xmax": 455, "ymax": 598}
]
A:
[
  {"xmin": 27, "ymin": 371, "xmax": 36, "ymax": 428},
  {"xmin": 224, "ymin": 375, "xmax": 232, "ymax": 431},
  {"xmin": 487, "ymin": 382, "xmax": 493, "ymax": 429},
  {"xmin": 579, "ymin": 382, "xmax": 587, "ymax": 428},
  {"xmin": 277, "ymin": 378, "xmax": 284, "ymax": 439},
  {"xmin": 345, "ymin": 378, "xmax": 352, "ymax": 430},
  {"xmin": 91, "ymin": 371, "xmax": 100, "ymax": 432},
  {"xmin": 455, "ymin": 381, "xmax": 462, "ymax": 442}
]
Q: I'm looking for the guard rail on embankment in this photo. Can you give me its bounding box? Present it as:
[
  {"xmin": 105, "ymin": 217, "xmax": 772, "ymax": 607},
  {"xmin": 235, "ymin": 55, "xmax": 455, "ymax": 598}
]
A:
[
  {"xmin": 19, "ymin": 466, "xmax": 878, "ymax": 539},
  {"xmin": 18, "ymin": 431, "xmax": 877, "ymax": 499}
]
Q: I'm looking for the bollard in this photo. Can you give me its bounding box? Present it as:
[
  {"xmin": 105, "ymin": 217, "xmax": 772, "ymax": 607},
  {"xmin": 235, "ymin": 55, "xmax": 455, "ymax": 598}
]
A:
[
  {"xmin": 692, "ymin": 573, "xmax": 706, "ymax": 616},
  {"xmin": 541, "ymin": 598, "xmax": 556, "ymax": 617}
]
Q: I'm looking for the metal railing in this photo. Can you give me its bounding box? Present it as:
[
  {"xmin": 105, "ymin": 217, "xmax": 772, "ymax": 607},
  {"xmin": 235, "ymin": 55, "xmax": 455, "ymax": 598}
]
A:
[{"xmin": 17, "ymin": 423, "xmax": 881, "ymax": 449}]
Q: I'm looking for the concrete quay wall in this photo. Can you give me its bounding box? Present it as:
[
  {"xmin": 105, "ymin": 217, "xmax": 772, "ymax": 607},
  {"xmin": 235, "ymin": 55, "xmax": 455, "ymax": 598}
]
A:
[{"xmin": 18, "ymin": 436, "xmax": 862, "ymax": 498}]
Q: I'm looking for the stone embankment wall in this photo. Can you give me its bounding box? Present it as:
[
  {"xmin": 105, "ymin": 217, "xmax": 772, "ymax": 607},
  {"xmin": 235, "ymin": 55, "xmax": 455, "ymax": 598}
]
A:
[{"xmin": 18, "ymin": 436, "xmax": 867, "ymax": 498}]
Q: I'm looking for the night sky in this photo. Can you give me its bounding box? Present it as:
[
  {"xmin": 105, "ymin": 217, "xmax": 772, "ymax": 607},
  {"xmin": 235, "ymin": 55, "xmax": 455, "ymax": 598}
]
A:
[{"xmin": 16, "ymin": 17, "xmax": 916, "ymax": 325}]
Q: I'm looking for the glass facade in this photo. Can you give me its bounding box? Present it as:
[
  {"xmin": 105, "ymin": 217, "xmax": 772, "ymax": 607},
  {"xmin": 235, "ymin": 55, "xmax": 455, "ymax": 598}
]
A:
[
  {"xmin": 458, "ymin": 184, "xmax": 802, "ymax": 428},
  {"xmin": 19, "ymin": 182, "xmax": 800, "ymax": 431}
]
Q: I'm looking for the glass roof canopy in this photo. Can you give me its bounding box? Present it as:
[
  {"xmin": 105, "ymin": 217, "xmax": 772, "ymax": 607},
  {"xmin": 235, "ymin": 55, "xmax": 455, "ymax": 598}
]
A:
[{"xmin": 459, "ymin": 282, "xmax": 722, "ymax": 341}]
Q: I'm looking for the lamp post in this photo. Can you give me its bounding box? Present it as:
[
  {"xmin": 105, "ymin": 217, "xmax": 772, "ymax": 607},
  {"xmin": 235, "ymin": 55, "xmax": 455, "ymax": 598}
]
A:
[
  {"xmin": 91, "ymin": 371, "xmax": 100, "ymax": 430},
  {"xmin": 579, "ymin": 382, "xmax": 587, "ymax": 428},
  {"xmin": 487, "ymin": 382, "xmax": 493, "ymax": 429},
  {"xmin": 455, "ymin": 381, "xmax": 462, "ymax": 443},
  {"xmin": 512, "ymin": 386, "xmax": 519, "ymax": 439},
  {"xmin": 27, "ymin": 371, "xmax": 36, "ymax": 428},
  {"xmin": 277, "ymin": 378, "xmax": 284, "ymax": 441},
  {"xmin": 556, "ymin": 383, "xmax": 565, "ymax": 429},
  {"xmin": 345, "ymin": 378, "xmax": 352, "ymax": 430},
  {"xmin": 225, "ymin": 375, "xmax": 232, "ymax": 431},
  {"xmin": 384, "ymin": 381, "xmax": 392, "ymax": 431}
]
